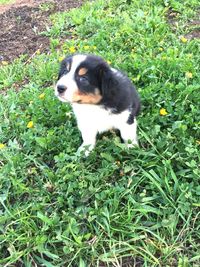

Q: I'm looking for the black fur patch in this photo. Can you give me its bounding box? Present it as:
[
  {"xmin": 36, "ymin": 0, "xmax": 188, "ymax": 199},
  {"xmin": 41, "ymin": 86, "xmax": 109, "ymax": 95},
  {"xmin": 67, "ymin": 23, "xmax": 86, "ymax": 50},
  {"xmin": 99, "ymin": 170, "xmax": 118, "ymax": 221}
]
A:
[{"xmin": 58, "ymin": 56, "xmax": 72, "ymax": 80}]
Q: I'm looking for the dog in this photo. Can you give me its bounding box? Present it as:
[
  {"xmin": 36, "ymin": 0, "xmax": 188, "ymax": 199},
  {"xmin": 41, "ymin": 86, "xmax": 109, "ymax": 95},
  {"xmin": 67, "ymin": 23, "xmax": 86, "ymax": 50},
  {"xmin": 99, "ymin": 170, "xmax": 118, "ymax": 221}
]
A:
[{"xmin": 55, "ymin": 54, "xmax": 140, "ymax": 156}]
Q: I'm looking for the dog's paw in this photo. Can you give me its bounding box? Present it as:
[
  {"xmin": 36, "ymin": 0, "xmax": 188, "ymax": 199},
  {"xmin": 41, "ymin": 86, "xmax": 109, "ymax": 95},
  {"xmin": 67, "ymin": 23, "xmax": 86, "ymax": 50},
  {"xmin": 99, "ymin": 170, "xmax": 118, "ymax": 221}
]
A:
[{"xmin": 126, "ymin": 140, "xmax": 138, "ymax": 149}]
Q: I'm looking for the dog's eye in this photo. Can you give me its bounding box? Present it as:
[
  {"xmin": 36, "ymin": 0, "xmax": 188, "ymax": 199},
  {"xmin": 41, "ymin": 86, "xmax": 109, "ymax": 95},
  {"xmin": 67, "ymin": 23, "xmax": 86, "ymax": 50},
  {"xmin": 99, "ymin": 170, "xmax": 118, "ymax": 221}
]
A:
[{"xmin": 79, "ymin": 76, "xmax": 88, "ymax": 82}]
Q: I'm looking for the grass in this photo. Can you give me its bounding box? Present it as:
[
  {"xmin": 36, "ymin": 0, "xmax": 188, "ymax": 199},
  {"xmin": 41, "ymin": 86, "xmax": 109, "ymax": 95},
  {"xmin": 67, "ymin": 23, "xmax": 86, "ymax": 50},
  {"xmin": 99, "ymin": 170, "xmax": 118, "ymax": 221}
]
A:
[
  {"xmin": 0, "ymin": 0, "xmax": 14, "ymax": 4},
  {"xmin": 0, "ymin": 0, "xmax": 200, "ymax": 266}
]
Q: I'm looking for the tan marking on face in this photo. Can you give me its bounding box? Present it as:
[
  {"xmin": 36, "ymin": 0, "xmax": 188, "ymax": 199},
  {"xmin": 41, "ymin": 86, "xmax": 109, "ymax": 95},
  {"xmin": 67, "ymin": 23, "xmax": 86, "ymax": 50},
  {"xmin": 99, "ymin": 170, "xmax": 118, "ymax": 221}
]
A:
[
  {"xmin": 72, "ymin": 88, "xmax": 102, "ymax": 104},
  {"xmin": 78, "ymin": 68, "xmax": 88, "ymax": 76}
]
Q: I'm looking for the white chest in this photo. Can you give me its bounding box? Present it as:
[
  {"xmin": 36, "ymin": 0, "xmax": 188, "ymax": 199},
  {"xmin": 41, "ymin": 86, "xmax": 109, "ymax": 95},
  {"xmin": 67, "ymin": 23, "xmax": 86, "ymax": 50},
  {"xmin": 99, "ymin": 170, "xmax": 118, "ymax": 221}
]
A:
[{"xmin": 72, "ymin": 103, "xmax": 130, "ymax": 133}]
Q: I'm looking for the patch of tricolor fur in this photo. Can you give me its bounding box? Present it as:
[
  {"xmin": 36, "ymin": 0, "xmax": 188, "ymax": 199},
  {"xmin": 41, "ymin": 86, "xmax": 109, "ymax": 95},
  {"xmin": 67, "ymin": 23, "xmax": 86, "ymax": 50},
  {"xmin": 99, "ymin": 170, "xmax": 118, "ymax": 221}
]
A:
[{"xmin": 55, "ymin": 54, "xmax": 140, "ymax": 156}]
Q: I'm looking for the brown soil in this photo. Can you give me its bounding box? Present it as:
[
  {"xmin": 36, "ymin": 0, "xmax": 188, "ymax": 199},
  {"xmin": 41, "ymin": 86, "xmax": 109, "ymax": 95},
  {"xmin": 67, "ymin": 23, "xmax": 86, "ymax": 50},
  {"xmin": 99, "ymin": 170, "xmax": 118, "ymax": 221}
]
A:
[
  {"xmin": 185, "ymin": 18, "xmax": 200, "ymax": 39},
  {"xmin": 0, "ymin": 0, "xmax": 82, "ymax": 63},
  {"xmin": 0, "ymin": 0, "xmax": 42, "ymax": 14},
  {"xmin": 167, "ymin": 8, "xmax": 200, "ymax": 40}
]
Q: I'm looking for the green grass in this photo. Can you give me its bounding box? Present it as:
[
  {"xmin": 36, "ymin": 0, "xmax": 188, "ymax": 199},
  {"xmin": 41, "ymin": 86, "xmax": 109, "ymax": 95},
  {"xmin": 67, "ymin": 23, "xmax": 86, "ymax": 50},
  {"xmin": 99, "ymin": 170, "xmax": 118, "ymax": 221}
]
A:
[
  {"xmin": 0, "ymin": 0, "xmax": 14, "ymax": 4},
  {"xmin": 0, "ymin": 0, "xmax": 200, "ymax": 266}
]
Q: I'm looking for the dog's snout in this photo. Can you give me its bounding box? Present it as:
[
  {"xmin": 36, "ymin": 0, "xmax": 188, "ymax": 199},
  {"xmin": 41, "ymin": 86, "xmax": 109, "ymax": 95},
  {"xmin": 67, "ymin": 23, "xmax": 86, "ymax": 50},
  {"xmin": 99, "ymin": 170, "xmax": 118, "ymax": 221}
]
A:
[{"xmin": 57, "ymin": 85, "xmax": 67, "ymax": 94}]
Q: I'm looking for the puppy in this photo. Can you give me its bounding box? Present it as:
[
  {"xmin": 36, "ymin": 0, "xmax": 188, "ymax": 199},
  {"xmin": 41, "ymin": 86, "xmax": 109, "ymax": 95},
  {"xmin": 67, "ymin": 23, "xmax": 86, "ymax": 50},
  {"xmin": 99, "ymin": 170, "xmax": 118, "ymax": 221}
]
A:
[{"xmin": 55, "ymin": 54, "xmax": 140, "ymax": 156}]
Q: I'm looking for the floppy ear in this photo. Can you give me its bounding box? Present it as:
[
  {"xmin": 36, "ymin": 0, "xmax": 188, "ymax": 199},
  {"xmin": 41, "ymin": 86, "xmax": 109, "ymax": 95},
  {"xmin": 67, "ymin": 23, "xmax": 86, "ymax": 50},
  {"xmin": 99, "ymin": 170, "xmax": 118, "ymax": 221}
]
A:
[
  {"xmin": 97, "ymin": 63, "xmax": 116, "ymax": 99},
  {"xmin": 58, "ymin": 56, "xmax": 72, "ymax": 80},
  {"xmin": 58, "ymin": 60, "xmax": 67, "ymax": 80}
]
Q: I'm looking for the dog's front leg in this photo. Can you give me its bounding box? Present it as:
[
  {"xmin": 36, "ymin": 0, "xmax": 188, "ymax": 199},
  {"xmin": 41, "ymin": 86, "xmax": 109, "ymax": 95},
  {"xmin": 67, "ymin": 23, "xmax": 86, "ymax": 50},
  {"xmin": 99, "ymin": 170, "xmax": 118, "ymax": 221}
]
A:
[{"xmin": 77, "ymin": 127, "xmax": 97, "ymax": 156}]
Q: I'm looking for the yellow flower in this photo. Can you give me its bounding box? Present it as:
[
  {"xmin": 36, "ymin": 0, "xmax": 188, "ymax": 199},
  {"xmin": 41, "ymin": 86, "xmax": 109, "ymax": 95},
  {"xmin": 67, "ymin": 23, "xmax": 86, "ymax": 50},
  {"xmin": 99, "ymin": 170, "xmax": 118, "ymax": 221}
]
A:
[
  {"xmin": 107, "ymin": 60, "xmax": 111, "ymax": 65},
  {"xmin": 39, "ymin": 93, "xmax": 45, "ymax": 99},
  {"xmin": 0, "ymin": 143, "xmax": 6, "ymax": 149},
  {"xmin": 159, "ymin": 47, "xmax": 164, "ymax": 51},
  {"xmin": 180, "ymin": 36, "xmax": 187, "ymax": 43},
  {"xmin": 27, "ymin": 121, "xmax": 34, "ymax": 128},
  {"xmin": 185, "ymin": 72, "xmax": 193, "ymax": 79},
  {"xmin": 69, "ymin": 46, "xmax": 76, "ymax": 53},
  {"xmin": 160, "ymin": 108, "xmax": 168, "ymax": 116},
  {"xmin": 36, "ymin": 49, "xmax": 41, "ymax": 55},
  {"xmin": 93, "ymin": 46, "xmax": 97, "ymax": 50},
  {"xmin": 1, "ymin": 61, "xmax": 8, "ymax": 65},
  {"xmin": 132, "ymin": 75, "xmax": 140, "ymax": 82},
  {"xmin": 84, "ymin": 45, "xmax": 90, "ymax": 50},
  {"xmin": 59, "ymin": 56, "xmax": 65, "ymax": 62}
]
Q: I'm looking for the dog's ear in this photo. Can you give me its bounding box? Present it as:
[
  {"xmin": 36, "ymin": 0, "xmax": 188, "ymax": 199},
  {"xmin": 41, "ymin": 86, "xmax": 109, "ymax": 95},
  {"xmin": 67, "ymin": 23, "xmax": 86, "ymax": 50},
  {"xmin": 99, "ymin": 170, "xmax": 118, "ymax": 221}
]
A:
[
  {"xmin": 58, "ymin": 56, "xmax": 72, "ymax": 80},
  {"xmin": 58, "ymin": 60, "xmax": 67, "ymax": 80},
  {"xmin": 97, "ymin": 62, "xmax": 116, "ymax": 99}
]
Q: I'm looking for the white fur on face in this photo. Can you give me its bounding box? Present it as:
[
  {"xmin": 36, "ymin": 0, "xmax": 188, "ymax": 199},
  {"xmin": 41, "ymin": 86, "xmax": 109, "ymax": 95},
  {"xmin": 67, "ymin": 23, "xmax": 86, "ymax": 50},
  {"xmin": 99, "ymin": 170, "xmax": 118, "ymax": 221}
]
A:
[{"xmin": 55, "ymin": 55, "xmax": 87, "ymax": 102}]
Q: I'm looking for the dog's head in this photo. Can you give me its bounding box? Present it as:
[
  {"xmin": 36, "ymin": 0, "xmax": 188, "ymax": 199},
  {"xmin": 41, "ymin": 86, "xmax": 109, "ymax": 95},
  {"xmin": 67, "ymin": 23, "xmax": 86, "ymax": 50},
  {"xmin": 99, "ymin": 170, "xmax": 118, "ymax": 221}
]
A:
[{"xmin": 55, "ymin": 54, "xmax": 112, "ymax": 104}]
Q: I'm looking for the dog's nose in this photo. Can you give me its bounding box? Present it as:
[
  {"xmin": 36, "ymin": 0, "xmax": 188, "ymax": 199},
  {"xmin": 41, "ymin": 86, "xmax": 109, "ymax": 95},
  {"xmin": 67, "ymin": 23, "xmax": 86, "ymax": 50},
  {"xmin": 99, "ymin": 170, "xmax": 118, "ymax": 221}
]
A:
[{"xmin": 57, "ymin": 85, "xmax": 67, "ymax": 94}]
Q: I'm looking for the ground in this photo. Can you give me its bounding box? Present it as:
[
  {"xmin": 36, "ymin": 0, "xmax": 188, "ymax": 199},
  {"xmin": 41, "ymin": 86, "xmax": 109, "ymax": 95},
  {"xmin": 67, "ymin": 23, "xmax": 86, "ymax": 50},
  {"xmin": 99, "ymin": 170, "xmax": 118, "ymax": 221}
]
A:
[
  {"xmin": 0, "ymin": 0, "xmax": 82, "ymax": 62},
  {"xmin": 167, "ymin": 7, "xmax": 200, "ymax": 40},
  {"xmin": 0, "ymin": 0, "xmax": 199, "ymax": 64}
]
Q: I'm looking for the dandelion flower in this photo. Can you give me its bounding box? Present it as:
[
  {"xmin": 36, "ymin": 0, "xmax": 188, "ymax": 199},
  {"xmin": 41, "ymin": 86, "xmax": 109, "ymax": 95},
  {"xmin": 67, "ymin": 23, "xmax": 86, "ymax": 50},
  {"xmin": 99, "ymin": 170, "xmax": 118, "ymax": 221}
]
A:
[
  {"xmin": 36, "ymin": 49, "xmax": 41, "ymax": 55},
  {"xmin": 84, "ymin": 45, "xmax": 90, "ymax": 50},
  {"xmin": 1, "ymin": 61, "xmax": 8, "ymax": 65},
  {"xmin": 159, "ymin": 47, "xmax": 164, "ymax": 51},
  {"xmin": 107, "ymin": 60, "xmax": 111, "ymax": 65},
  {"xmin": 39, "ymin": 93, "xmax": 45, "ymax": 99},
  {"xmin": 0, "ymin": 143, "xmax": 6, "ymax": 149},
  {"xmin": 160, "ymin": 108, "xmax": 168, "ymax": 116},
  {"xmin": 69, "ymin": 46, "xmax": 76, "ymax": 53},
  {"xmin": 180, "ymin": 36, "xmax": 187, "ymax": 43},
  {"xmin": 185, "ymin": 72, "xmax": 193, "ymax": 79},
  {"xmin": 59, "ymin": 56, "xmax": 65, "ymax": 62},
  {"xmin": 27, "ymin": 121, "xmax": 34, "ymax": 128}
]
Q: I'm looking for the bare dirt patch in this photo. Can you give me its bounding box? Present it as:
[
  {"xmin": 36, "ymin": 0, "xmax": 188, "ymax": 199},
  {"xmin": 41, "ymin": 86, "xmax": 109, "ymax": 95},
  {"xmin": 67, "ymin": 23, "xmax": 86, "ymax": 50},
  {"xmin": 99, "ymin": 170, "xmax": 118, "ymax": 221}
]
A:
[
  {"xmin": 185, "ymin": 17, "xmax": 200, "ymax": 39},
  {"xmin": 0, "ymin": 0, "xmax": 82, "ymax": 63},
  {"xmin": 0, "ymin": 0, "xmax": 42, "ymax": 14},
  {"xmin": 167, "ymin": 8, "xmax": 200, "ymax": 40}
]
